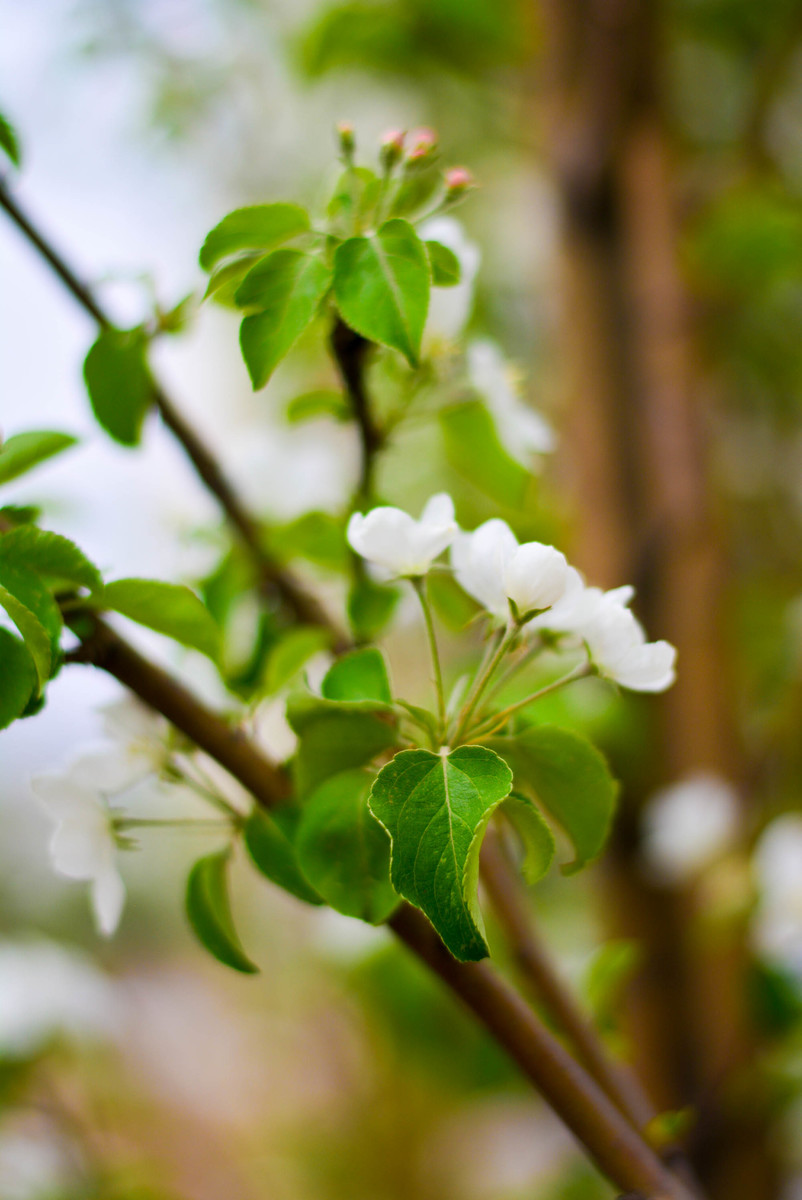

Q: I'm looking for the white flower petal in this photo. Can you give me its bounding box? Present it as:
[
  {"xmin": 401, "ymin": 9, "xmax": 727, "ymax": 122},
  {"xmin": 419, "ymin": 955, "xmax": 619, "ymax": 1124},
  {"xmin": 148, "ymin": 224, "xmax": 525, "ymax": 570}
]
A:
[
  {"xmin": 466, "ymin": 340, "xmax": 555, "ymax": 466},
  {"xmin": 503, "ymin": 542, "xmax": 569, "ymax": 614},
  {"xmin": 450, "ymin": 519, "xmax": 518, "ymax": 617},
  {"xmin": 347, "ymin": 496, "xmax": 457, "ymax": 577},
  {"xmin": 91, "ymin": 865, "xmax": 126, "ymax": 936},
  {"xmin": 611, "ymin": 640, "xmax": 677, "ymax": 693},
  {"xmin": 642, "ymin": 773, "xmax": 739, "ymax": 884}
]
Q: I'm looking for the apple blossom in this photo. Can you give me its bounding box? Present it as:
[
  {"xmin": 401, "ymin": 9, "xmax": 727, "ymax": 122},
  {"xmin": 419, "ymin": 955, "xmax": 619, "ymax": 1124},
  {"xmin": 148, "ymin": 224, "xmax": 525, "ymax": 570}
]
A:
[
  {"xmin": 347, "ymin": 493, "xmax": 457, "ymax": 578},
  {"xmin": 32, "ymin": 755, "xmax": 127, "ymax": 936},
  {"xmin": 641, "ymin": 774, "xmax": 740, "ymax": 885},
  {"xmin": 420, "ymin": 216, "xmax": 480, "ymax": 346},
  {"xmin": 466, "ymin": 340, "xmax": 555, "ymax": 467},
  {"xmin": 450, "ymin": 518, "xmax": 569, "ymax": 621},
  {"xmin": 581, "ymin": 600, "xmax": 676, "ymax": 693}
]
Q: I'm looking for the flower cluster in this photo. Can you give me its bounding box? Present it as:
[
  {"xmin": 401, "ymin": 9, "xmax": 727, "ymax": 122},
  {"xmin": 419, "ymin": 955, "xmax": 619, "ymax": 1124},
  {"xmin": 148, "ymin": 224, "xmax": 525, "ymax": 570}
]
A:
[{"xmin": 346, "ymin": 494, "xmax": 676, "ymax": 694}]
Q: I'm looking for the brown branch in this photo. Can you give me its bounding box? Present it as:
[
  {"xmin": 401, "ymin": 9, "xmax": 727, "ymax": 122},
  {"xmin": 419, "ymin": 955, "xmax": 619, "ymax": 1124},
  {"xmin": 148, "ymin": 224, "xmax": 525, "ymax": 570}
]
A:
[
  {"xmin": 330, "ymin": 318, "xmax": 383, "ymax": 501},
  {"xmin": 62, "ymin": 611, "xmax": 699, "ymax": 1199},
  {"xmin": 0, "ymin": 175, "xmax": 348, "ymax": 649}
]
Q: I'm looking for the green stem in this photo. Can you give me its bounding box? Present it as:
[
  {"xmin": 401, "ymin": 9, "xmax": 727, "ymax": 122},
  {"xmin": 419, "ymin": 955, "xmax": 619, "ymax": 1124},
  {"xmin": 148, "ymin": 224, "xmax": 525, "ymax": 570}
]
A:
[
  {"xmin": 452, "ymin": 623, "xmax": 516, "ymax": 743},
  {"xmin": 476, "ymin": 636, "xmax": 547, "ymax": 713},
  {"xmin": 466, "ymin": 662, "xmax": 593, "ymax": 741},
  {"xmin": 114, "ymin": 817, "xmax": 232, "ymax": 831},
  {"xmin": 412, "ymin": 576, "xmax": 446, "ymax": 739}
]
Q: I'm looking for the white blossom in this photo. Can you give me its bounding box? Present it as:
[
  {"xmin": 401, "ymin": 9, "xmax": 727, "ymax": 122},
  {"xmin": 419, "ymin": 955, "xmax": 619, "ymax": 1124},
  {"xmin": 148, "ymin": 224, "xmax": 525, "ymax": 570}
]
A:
[
  {"xmin": 450, "ymin": 518, "xmax": 569, "ymax": 621},
  {"xmin": 641, "ymin": 774, "xmax": 740, "ymax": 885},
  {"xmin": 0, "ymin": 939, "xmax": 118, "ymax": 1058},
  {"xmin": 31, "ymin": 756, "xmax": 127, "ymax": 936},
  {"xmin": 752, "ymin": 815, "xmax": 802, "ymax": 976},
  {"xmin": 347, "ymin": 493, "xmax": 457, "ymax": 578},
  {"xmin": 466, "ymin": 340, "xmax": 555, "ymax": 466},
  {"xmin": 100, "ymin": 696, "xmax": 171, "ymax": 781},
  {"xmin": 419, "ymin": 216, "xmax": 480, "ymax": 346}
]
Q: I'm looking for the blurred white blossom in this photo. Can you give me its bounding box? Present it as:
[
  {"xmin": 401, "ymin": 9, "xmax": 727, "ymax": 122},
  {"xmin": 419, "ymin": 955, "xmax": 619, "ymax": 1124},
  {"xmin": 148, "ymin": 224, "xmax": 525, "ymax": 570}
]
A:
[
  {"xmin": 420, "ymin": 216, "xmax": 480, "ymax": 346},
  {"xmin": 752, "ymin": 814, "xmax": 802, "ymax": 976},
  {"xmin": 31, "ymin": 755, "xmax": 127, "ymax": 936},
  {"xmin": 347, "ymin": 493, "xmax": 457, "ymax": 578},
  {"xmin": 0, "ymin": 939, "xmax": 118, "ymax": 1058},
  {"xmin": 100, "ymin": 696, "xmax": 171, "ymax": 781},
  {"xmin": 450, "ymin": 519, "xmax": 569, "ymax": 620},
  {"xmin": 466, "ymin": 340, "xmax": 555, "ymax": 466},
  {"xmin": 641, "ymin": 774, "xmax": 740, "ymax": 885}
]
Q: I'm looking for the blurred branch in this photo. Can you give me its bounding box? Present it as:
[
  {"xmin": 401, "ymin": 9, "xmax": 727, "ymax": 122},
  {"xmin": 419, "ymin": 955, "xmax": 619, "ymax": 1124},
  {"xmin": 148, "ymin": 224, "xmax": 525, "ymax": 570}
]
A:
[
  {"xmin": 0, "ymin": 175, "xmax": 348, "ymax": 649},
  {"xmin": 330, "ymin": 317, "xmax": 384, "ymax": 501},
  {"xmin": 63, "ymin": 609, "xmax": 697, "ymax": 1200}
]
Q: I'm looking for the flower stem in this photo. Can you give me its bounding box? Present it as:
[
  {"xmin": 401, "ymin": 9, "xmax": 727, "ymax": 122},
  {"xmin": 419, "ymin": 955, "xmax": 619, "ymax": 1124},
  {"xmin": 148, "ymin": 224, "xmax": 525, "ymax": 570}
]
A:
[
  {"xmin": 114, "ymin": 817, "xmax": 231, "ymax": 831},
  {"xmin": 452, "ymin": 624, "xmax": 516, "ymax": 743},
  {"xmin": 412, "ymin": 576, "xmax": 447, "ymax": 739},
  {"xmin": 466, "ymin": 661, "xmax": 593, "ymax": 741}
]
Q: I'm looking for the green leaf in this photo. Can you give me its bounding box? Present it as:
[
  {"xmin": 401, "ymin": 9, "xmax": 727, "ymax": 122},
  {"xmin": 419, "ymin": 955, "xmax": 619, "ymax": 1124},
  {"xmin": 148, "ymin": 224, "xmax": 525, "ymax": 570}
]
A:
[
  {"xmin": 244, "ymin": 807, "xmax": 323, "ymax": 906},
  {"xmin": 287, "ymin": 693, "xmax": 398, "ymax": 796},
  {"xmin": 93, "ymin": 579, "xmax": 220, "ymax": 660},
  {"xmin": 327, "ymin": 167, "xmax": 381, "ymax": 231},
  {"xmin": 83, "ymin": 329, "xmax": 152, "ymax": 447},
  {"xmin": 369, "ymin": 746, "xmax": 513, "ymax": 961},
  {"xmin": 264, "ymin": 626, "xmax": 331, "ymax": 694},
  {"xmin": 347, "ymin": 575, "xmax": 401, "ymax": 640},
  {"xmin": 185, "ymin": 850, "xmax": 258, "ymax": 974},
  {"xmin": 286, "ymin": 389, "xmax": 350, "ymax": 424},
  {"xmin": 266, "ymin": 512, "xmax": 348, "ymax": 571},
  {"xmin": 0, "ymin": 431, "xmax": 77, "ymax": 486},
  {"xmin": 582, "ymin": 939, "xmax": 641, "ymax": 1036},
  {"xmin": 0, "ymin": 582, "xmax": 52, "ymax": 689},
  {"xmin": 440, "ymin": 400, "xmax": 530, "ymax": 508},
  {"xmin": 238, "ymin": 250, "xmax": 332, "ymax": 388},
  {"xmin": 0, "ymin": 527, "xmax": 102, "ymax": 592},
  {"xmin": 203, "ymin": 254, "xmax": 263, "ymax": 305},
  {"xmin": 199, "ymin": 204, "xmax": 310, "ymax": 271},
  {"xmin": 0, "ymin": 112, "xmax": 20, "ymax": 167},
  {"xmin": 297, "ymin": 769, "xmax": 398, "ymax": 923},
  {"xmin": 487, "ymin": 726, "xmax": 618, "ymax": 872},
  {"xmin": 426, "ymin": 241, "xmax": 461, "ymax": 287},
  {"xmin": 502, "ymin": 793, "xmax": 555, "ymax": 884},
  {"xmin": 321, "ymin": 647, "xmax": 392, "ymax": 705},
  {"xmin": 427, "ymin": 569, "xmax": 481, "ymax": 630},
  {"xmin": 0, "ymin": 505, "xmax": 40, "ymax": 528},
  {"xmin": 0, "ymin": 628, "xmax": 37, "ymax": 729},
  {"xmin": 333, "ymin": 218, "xmax": 429, "ymax": 365}
]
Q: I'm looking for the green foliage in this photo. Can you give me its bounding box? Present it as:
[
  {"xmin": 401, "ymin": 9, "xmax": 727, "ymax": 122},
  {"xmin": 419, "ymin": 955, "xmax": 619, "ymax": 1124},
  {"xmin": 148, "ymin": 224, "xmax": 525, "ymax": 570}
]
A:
[
  {"xmin": 0, "ymin": 558, "xmax": 63, "ymax": 692},
  {"xmin": 296, "ymin": 769, "xmax": 398, "ymax": 922},
  {"xmin": 83, "ymin": 328, "xmax": 152, "ymax": 446},
  {"xmin": 237, "ymin": 250, "xmax": 333, "ymax": 388},
  {"xmin": 583, "ymin": 939, "xmax": 641, "ymax": 1037},
  {"xmin": 328, "ymin": 167, "xmax": 381, "ymax": 232},
  {"xmin": 0, "ymin": 527, "xmax": 102, "ymax": 592},
  {"xmin": 426, "ymin": 240, "xmax": 460, "ymax": 286},
  {"xmin": 287, "ymin": 692, "xmax": 398, "ymax": 795},
  {"xmin": 93, "ymin": 578, "xmax": 220, "ymax": 660},
  {"xmin": 285, "ymin": 389, "xmax": 350, "ymax": 423},
  {"xmin": 488, "ymin": 726, "xmax": 618, "ymax": 872},
  {"xmin": 0, "ymin": 628, "xmax": 37, "ymax": 729},
  {"xmin": 263, "ymin": 626, "xmax": 331, "ymax": 693},
  {"xmin": 333, "ymin": 218, "xmax": 429, "ymax": 365},
  {"xmin": 185, "ymin": 849, "xmax": 258, "ymax": 974},
  {"xmin": 0, "ymin": 430, "xmax": 77, "ymax": 486},
  {"xmin": 199, "ymin": 204, "xmax": 310, "ymax": 271},
  {"xmin": 369, "ymin": 746, "xmax": 513, "ymax": 961},
  {"xmin": 439, "ymin": 401, "xmax": 530, "ymax": 508},
  {"xmin": 321, "ymin": 647, "xmax": 392, "ymax": 704},
  {"xmin": 0, "ymin": 110, "xmax": 20, "ymax": 166},
  {"xmin": 265, "ymin": 511, "xmax": 349, "ymax": 571},
  {"xmin": 502, "ymin": 793, "xmax": 555, "ymax": 884},
  {"xmin": 244, "ymin": 807, "xmax": 323, "ymax": 906},
  {"xmin": 347, "ymin": 575, "xmax": 401, "ymax": 640},
  {"xmin": 0, "ymin": 581, "xmax": 52, "ymax": 690},
  {"xmin": 746, "ymin": 961, "xmax": 802, "ymax": 1038}
]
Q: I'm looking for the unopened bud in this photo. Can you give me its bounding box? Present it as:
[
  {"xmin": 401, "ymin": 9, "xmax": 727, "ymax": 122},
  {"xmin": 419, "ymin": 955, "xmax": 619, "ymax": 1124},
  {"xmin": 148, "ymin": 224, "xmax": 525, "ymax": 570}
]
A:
[
  {"xmin": 380, "ymin": 128, "xmax": 406, "ymax": 170},
  {"xmin": 406, "ymin": 126, "xmax": 438, "ymax": 165},
  {"xmin": 444, "ymin": 166, "xmax": 475, "ymax": 198},
  {"xmin": 336, "ymin": 121, "xmax": 356, "ymax": 163}
]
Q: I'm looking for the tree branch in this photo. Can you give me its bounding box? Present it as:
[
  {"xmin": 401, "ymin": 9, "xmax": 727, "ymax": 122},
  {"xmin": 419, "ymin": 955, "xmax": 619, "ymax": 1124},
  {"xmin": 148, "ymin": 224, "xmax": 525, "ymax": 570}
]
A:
[
  {"xmin": 330, "ymin": 318, "xmax": 383, "ymax": 501},
  {"xmin": 0, "ymin": 175, "xmax": 348, "ymax": 649},
  {"xmin": 63, "ymin": 611, "xmax": 698, "ymax": 1199}
]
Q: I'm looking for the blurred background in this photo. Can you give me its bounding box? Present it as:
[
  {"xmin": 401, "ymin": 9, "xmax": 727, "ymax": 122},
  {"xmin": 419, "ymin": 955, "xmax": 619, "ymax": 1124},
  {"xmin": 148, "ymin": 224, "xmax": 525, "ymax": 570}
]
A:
[{"xmin": 3, "ymin": 0, "xmax": 802, "ymax": 1197}]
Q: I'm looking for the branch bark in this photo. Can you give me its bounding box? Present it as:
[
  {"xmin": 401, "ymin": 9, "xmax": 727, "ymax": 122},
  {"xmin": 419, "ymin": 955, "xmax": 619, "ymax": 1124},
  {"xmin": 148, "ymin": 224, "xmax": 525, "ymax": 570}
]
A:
[{"xmin": 0, "ymin": 176, "xmax": 347, "ymax": 649}]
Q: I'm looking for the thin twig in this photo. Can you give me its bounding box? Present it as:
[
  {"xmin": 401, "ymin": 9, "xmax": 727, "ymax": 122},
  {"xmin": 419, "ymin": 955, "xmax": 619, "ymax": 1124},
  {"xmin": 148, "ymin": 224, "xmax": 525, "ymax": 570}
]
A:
[{"xmin": 0, "ymin": 175, "xmax": 348, "ymax": 649}]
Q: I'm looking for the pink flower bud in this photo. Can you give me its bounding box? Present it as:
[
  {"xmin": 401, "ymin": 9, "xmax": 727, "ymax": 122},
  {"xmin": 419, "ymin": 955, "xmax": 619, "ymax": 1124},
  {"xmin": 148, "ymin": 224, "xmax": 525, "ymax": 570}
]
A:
[
  {"xmin": 380, "ymin": 128, "xmax": 406, "ymax": 169},
  {"xmin": 445, "ymin": 166, "xmax": 474, "ymax": 193},
  {"xmin": 406, "ymin": 127, "xmax": 438, "ymax": 163},
  {"xmin": 336, "ymin": 121, "xmax": 356, "ymax": 162}
]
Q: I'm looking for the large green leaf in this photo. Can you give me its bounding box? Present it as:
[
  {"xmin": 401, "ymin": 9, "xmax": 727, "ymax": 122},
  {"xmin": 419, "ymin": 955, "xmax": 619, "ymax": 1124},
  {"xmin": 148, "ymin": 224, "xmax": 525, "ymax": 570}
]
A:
[
  {"xmin": 0, "ymin": 628, "xmax": 37, "ymax": 729},
  {"xmin": 0, "ymin": 112, "xmax": 20, "ymax": 167},
  {"xmin": 369, "ymin": 746, "xmax": 513, "ymax": 961},
  {"xmin": 0, "ymin": 430, "xmax": 77, "ymax": 486},
  {"xmin": 185, "ymin": 850, "xmax": 258, "ymax": 974},
  {"xmin": 244, "ymin": 807, "xmax": 323, "ymax": 906},
  {"xmin": 238, "ymin": 250, "xmax": 332, "ymax": 388},
  {"xmin": 287, "ymin": 693, "xmax": 398, "ymax": 796},
  {"xmin": 0, "ymin": 582, "xmax": 52, "ymax": 689},
  {"xmin": 333, "ymin": 218, "xmax": 429, "ymax": 365},
  {"xmin": 296, "ymin": 769, "xmax": 398, "ymax": 923},
  {"xmin": 487, "ymin": 726, "xmax": 618, "ymax": 872},
  {"xmin": 321, "ymin": 647, "xmax": 392, "ymax": 705},
  {"xmin": 440, "ymin": 400, "xmax": 530, "ymax": 508},
  {"xmin": 199, "ymin": 204, "xmax": 310, "ymax": 271},
  {"xmin": 83, "ymin": 329, "xmax": 152, "ymax": 447},
  {"xmin": 93, "ymin": 579, "xmax": 220, "ymax": 660},
  {"xmin": 0, "ymin": 527, "xmax": 102, "ymax": 592}
]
